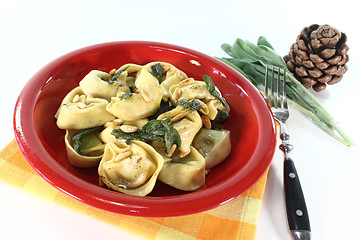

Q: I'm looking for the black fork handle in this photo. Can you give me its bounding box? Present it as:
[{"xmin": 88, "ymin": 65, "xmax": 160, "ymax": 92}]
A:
[
  {"xmin": 284, "ymin": 158, "xmax": 311, "ymax": 233},
  {"xmin": 280, "ymin": 130, "xmax": 311, "ymax": 239}
]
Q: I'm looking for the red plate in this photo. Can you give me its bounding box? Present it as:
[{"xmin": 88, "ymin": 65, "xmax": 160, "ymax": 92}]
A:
[{"xmin": 13, "ymin": 41, "xmax": 276, "ymax": 217}]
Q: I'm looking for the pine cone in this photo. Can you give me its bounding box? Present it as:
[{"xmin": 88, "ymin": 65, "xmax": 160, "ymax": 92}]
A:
[{"xmin": 284, "ymin": 24, "xmax": 349, "ymax": 92}]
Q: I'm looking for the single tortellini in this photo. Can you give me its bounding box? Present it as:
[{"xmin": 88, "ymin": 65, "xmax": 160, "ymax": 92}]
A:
[
  {"xmin": 79, "ymin": 70, "xmax": 122, "ymax": 99},
  {"xmin": 193, "ymin": 129, "xmax": 231, "ymax": 169},
  {"xmin": 116, "ymin": 63, "xmax": 144, "ymax": 91},
  {"xmin": 158, "ymin": 63, "xmax": 188, "ymax": 100},
  {"xmin": 169, "ymin": 80, "xmax": 230, "ymax": 120},
  {"xmin": 169, "ymin": 81, "xmax": 215, "ymax": 105},
  {"xmin": 56, "ymin": 87, "xmax": 116, "ymax": 129},
  {"xmin": 65, "ymin": 128, "xmax": 105, "ymax": 168},
  {"xmin": 157, "ymin": 105, "xmax": 202, "ymax": 158},
  {"xmin": 157, "ymin": 146, "xmax": 205, "ymax": 191},
  {"xmin": 106, "ymin": 87, "xmax": 164, "ymax": 121},
  {"xmin": 98, "ymin": 140, "xmax": 164, "ymax": 196},
  {"xmin": 135, "ymin": 62, "xmax": 187, "ymax": 95},
  {"xmin": 134, "ymin": 62, "xmax": 161, "ymax": 89}
]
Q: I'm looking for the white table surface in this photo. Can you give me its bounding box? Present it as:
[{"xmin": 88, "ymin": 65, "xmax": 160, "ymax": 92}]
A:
[{"xmin": 1, "ymin": 0, "xmax": 359, "ymax": 239}]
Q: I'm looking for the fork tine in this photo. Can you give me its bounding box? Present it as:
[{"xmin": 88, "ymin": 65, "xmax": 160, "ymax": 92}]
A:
[
  {"xmin": 283, "ymin": 68, "xmax": 288, "ymax": 109},
  {"xmin": 270, "ymin": 66, "xmax": 275, "ymax": 107},
  {"xmin": 264, "ymin": 66, "xmax": 269, "ymax": 103},
  {"xmin": 277, "ymin": 67, "xmax": 281, "ymax": 108}
]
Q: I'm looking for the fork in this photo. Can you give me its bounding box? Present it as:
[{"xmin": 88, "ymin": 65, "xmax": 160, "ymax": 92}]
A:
[{"xmin": 265, "ymin": 66, "xmax": 311, "ymax": 240}]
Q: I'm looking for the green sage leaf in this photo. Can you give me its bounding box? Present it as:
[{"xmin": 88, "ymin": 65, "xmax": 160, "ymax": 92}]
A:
[
  {"xmin": 112, "ymin": 118, "xmax": 181, "ymax": 155},
  {"xmin": 72, "ymin": 126, "xmax": 102, "ymax": 155},
  {"xmin": 176, "ymin": 99, "xmax": 202, "ymax": 111},
  {"xmin": 119, "ymin": 93, "xmax": 133, "ymax": 99},
  {"xmin": 151, "ymin": 63, "xmax": 163, "ymax": 77},
  {"xmin": 216, "ymin": 108, "xmax": 230, "ymax": 120},
  {"xmin": 108, "ymin": 66, "xmax": 130, "ymax": 84},
  {"xmin": 203, "ymin": 75, "xmax": 229, "ymax": 109}
]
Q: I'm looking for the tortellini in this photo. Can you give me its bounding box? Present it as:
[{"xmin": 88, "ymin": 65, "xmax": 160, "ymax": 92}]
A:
[
  {"xmin": 193, "ymin": 129, "xmax": 231, "ymax": 169},
  {"xmin": 135, "ymin": 62, "xmax": 188, "ymax": 96},
  {"xmin": 56, "ymin": 87, "xmax": 116, "ymax": 129},
  {"xmin": 56, "ymin": 61, "xmax": 232, "ymax": 197},
  {"xmin": 98, "ymin": 141, "xmax": 164, "ymax": 196},
  {"xmin": 157, "ymin": 146, "xmax": 205, "ymax": 191},
  {"xmin": 65, "ymin": 129, "xmax": 105, "ymax": 168},
  {"xmin": 169, "ymin": 81, "xmax": 215, "ymax": 104},
  {"xmin": 157, "ymin": 105, "xmax": 202, "ymax": 158},
  {"xmin": 79, "ymin": 70, "xmax": 121, "ymax": 99},
  {"xmin": 169, "ymin": 81, "xmax": 230, "ymax": 120},
  {"xmin": 106, "ymin": 87, "xmax": 164, "ymax": 121}
]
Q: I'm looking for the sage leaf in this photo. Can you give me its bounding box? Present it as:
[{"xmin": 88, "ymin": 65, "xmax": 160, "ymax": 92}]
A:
[
  {"xmin": 203, "ymin": 75, "xmax": 229, "ymax": 109},
  {"xmin": 72, "ymin": 126, "xmax": 102, "ymax": 155},
  {"xmin": 176, "ymin": 99, "xmax": 202, "ymax": 111},
  {"xmin": 119, "ymin": 93, "xmax": 133, "ymax": 99},
  {"xmin": 112, "ymin": 118, "xmax": 181, "ymax": 155},
  {"xmin": 216, "ymin": 108, "xmax": 230, "ymax": 120},
  {"xmin": 151, "ymin": 63, "xmax": 163, "ymax": 77},
  {"xmin": 257, "ymin": 36, "xmax": 274, "ymax": 49},
  {"xmin": 108, "ymin": 66, "xmax": 130, "ymax": 84}
]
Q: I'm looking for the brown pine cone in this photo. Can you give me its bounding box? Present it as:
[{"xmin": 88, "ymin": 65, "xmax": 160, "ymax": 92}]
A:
[{"xmin": 284, "ymin": 24, "xmax": 349, "ymax": 92}]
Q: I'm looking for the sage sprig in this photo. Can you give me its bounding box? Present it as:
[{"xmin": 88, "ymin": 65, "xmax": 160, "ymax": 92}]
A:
[{"xmin": 218, "ymin": 36, "xmax": 353, "ymax": 146}]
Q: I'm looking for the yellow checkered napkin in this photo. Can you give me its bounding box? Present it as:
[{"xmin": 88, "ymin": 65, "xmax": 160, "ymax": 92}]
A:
[{"xmin": 0, "ymin": 139, "xmax": 268, "ymax": 240}]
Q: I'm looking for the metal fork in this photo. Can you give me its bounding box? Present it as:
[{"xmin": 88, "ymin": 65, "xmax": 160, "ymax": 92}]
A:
[{"xmin": 265, "ymin": 66, "xmax": 311, "ymax": 240}]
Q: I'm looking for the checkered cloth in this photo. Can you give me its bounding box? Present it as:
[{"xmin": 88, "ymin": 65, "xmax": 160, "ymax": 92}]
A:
[{"xmin": 0, "ymin": 139, "xmax": 268, "ymax": 240}]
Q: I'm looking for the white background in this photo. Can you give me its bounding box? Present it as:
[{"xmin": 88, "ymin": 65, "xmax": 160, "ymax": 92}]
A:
[{"xmin": 1, "ymin": 0, "xmax": 359, "ymax": 239}]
